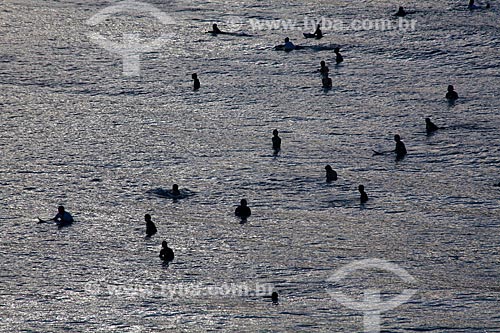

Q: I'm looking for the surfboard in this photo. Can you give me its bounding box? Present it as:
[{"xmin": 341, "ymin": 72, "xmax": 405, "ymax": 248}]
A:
[
  {"xmin": 206, "ymin": 31, "xmax": 252, "ymax": 37},
  {"xmin": 303, "ymin": 33, "xmax": 323, "ymax": 39},
  {"xmin": 274, "ymin": 45, "xmax": 305, "ymax": 51},
  {"xmin": 275, "ymin": 44, "xmax": 336, "ymax": 51},
  {"xmin": 38, "ymin": 217, "xmax": 72, "ymax": 226},
  {"xmin": 372, "ymin": 149, "xmax": 386, "ymax": 156}
]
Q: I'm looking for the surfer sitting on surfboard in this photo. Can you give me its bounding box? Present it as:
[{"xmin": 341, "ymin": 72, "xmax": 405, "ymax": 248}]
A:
[
  {"xmin": 145, "ymin": 214, "xmax": 157, "ymax": 237},
  {"xmin": 372, "ymin": 134, "xmax": 407, "ymax": 159},
  {"xmin": 425, "ymin": 118, "xmax": 440, "ymax": 133},
  {"xmin": 284, "ymin": 37, "xmax": 295, "ymax": 51},
  {"xmin": 171, "ymin": 184, "xmax": 181, "ymax": 196},
  {"xmin": 192, "ymin": 73, "xmax": 200, "ymax": 90},
  {"xmin": 314, "ymin": 24, "xmax": 323, "ymax": 38},
  {"xmin": 395, "ymin": 6, "xmax": 407, "ymax": 17},
  {"xmin": 334, "ymin": 48, "xmax": 343, "ymax": 64},
  {"xmin": 53, "ymin": 206, "xmax": 73, "ymax": 225},
  {"xmin": 468, "ymin": 0, "xmax": 490, "ymax": 9},
  {"xmin": 235, "ymin": 199, "xmax": 251, "ymax": 218},
  {"xmin": 325, "ymin": 165, "xmax": 337, "ymax": 182},
  {"xmin": 446, "ymin": 85, "xmax": 458, "ymax": 100},
  {"xmin": 272, "ymin": 292, "xmax": 279, "ymax": 304},
  {"xmin": 358, "ymin": 185, "xmax": 369, "ymax": 203},
  {"xmin": 303, "ymin": 24, "xmax": 323, "ymax": 39},
  {"xmin": 159, "ymin": 241, "xmax": 175, "ymax": 262},
  {"xmin": 322, "ymin": 74, "xmax": 332, "ymax": 89},
  {"xmin": 394, "ymin": 134, "xmax": 407, "ymax": 160},
  {"xmin": 211, "ymin": 23, "xmax": 222, "ymax": 34},
  {"xmin": 272, "ymin": 129, "xmax": 281, "ymax": 153}
]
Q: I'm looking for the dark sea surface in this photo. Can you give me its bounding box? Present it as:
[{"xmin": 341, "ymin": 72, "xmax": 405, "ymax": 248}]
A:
[{"xmin": 1, "ymin": 0, "xmax": 499, "ymax": 331}]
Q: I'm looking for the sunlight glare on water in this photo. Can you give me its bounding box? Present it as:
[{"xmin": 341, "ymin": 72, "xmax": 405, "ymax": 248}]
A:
[{"xmin": 1, "ymin": 0, "xmax": 499, "ymax": 331}]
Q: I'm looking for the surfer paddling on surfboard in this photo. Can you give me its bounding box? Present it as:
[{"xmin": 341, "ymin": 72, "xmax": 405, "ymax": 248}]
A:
[{"xmin": 206, "ymin": 23, "xmax": 252, "ymax": 36}]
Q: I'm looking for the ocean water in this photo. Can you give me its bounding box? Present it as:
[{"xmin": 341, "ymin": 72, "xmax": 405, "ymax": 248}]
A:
[{"xmin": 1, "ymin": 0, "xmax": 499, "ymax": 331}]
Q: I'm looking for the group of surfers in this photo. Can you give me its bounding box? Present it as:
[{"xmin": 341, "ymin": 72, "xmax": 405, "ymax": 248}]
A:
[{"xmin": 40, "ymin": 1, "xmax": 492, "ymax": 298}]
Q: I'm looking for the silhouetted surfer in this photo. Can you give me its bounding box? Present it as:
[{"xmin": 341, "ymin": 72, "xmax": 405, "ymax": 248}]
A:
[
  {"xmin": 145, "ymin": 214, "xmax": 157, "ymax": 237},
  {"xmin": 284, "ymin": 37, "xmax": 295, "ymax": 51},
  {"xmin": 235, "ymin": 199, "xmax": 251, "ymax": 218},
  {"xmin": 53, "ymin": 206, "xmax": 73, "ymax": 225},
  {"xmin": 211, "ymin": 23, "xmax": 222, "ymax": 34},
  {"xmin": 159, "ymin": 241, "xmax": 175, "ymax": 262},
  {"xmin": 192, "ymin": 73, "xmax": 200, "ymax": 90},
  {"xmin": 272, "ymin": 292, "xmax": 279, "ymax": 304},
  {"xmin": 325, "ymin": 165, "xmax": 337, "ymax": 182},
  {"xmin": 395, "ymin": 6, "xmax": 407, "ymax": 17},
  {"xmin": 322, "ymin": 74, "xmax": 332, "ymax": 89},
  {"xmin": 172, "ymin": 184, "xmax": 181, "ymax": 196},
  {"xmin": 319, "ymin": 61, "xmax": 329, "ymax": 77},
  {"xmin": 272, "ymin": 129, "xmax": 281, "ymax": 152},
  {"xmin": 314, "ymin": 24, "xmax": 323, "ymax": 38},
  {"xmin": 468, "ymin": 0, "xmax": 490, "ymax": 9},
  {"xmin": 394, "ymin": 134, "xmax": 407, "ymax": 159},
  {"xmin": 334, "ymin": 47, "xmax": 343, "ymax": 64},
  {"xmin": 425, "ymin": 117, "xmax": 440, "ymax": 133},
  {"xmin": 446, "ymin": 85, "xmax": 458, "ymax": 100},
  {"xmin": 358, "ymin": 185, "xmax": 368, "ymax": 203}
]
